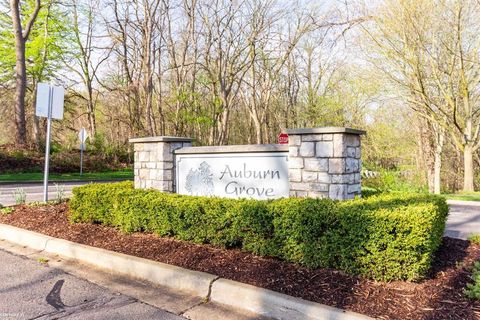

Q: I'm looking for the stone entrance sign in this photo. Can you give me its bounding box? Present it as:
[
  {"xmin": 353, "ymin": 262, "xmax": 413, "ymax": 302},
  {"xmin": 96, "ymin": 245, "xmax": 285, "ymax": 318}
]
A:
[
  {"xmin": 176, "ymin": 152, "xmax": 289, "ymax": 199},
  {"xmin": 130, "ymin": 127, "xmax": 365, "ymax": 200}
]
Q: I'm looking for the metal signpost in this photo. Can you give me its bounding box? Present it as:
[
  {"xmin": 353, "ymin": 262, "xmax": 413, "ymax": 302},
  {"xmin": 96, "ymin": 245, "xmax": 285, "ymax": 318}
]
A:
[
  {"xmin": 36, "ymin": 83, "xmax": 64, "ymax": 202},
  {"xmin": 78, "ymin": 128, "xmax": 88, "ymax": 176}
]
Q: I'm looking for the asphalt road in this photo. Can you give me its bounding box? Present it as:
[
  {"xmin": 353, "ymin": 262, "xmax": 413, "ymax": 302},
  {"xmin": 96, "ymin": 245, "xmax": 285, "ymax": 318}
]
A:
[
  {"xmin": 0, "ymin": 248, "xmax": 185, "ymax": 320},
  {"xmin": 0, "ymin": 182, "xmax": 100, "ymax": 206},
  {"xmin": 445, "ymin": 200, "xmax": 480, "ymax": 240}
]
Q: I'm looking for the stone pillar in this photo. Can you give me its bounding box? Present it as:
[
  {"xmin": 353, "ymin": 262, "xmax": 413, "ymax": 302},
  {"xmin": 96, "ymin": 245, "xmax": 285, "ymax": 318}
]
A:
[
  {"xmin": 129, "ymin": 136, "xmax": 193, "ymax": 192},
  {"xmin": 285, "ymin": 127, "xmax": 365, "ymax": 200}
]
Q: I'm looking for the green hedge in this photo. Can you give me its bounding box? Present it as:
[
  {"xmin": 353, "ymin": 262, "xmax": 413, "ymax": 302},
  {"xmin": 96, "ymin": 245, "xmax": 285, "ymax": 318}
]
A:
[
  {"xmin": 361, "ymin": 186, "xmax": 383, "ymax": 198},
  {"xmin": 70, "ymin": 181, "xmax": 448, "ymax": 281},
  {"xmin": 465, "ymin": 261, "xmax": 480, "ymax": 300}
]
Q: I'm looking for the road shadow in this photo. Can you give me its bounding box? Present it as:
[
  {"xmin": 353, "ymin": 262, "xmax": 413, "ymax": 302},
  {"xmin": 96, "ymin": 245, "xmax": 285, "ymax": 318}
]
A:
[{"xmin": 46, "ymin": 280, "xmax": 66, "ymax": 310}]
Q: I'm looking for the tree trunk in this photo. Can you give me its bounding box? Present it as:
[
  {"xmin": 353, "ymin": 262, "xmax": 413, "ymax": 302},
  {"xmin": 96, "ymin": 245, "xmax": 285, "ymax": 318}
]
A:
[
  {"xmin": 417, "ymin": 117, "xmax": 435, "ymax": 193},
  {"xmin": 11, "ymin": 0, "xmax": 27, "ymax": 146},
  {"xmin": 463, "ymin": 144, "xmax": 475, "ymax": 191},
  {"xmin": 86, "ymin": 79, "xmax": 96, "ymax": 139},
  {"xmin": 433, "ymin": 148, "xmax": 442, "ymax": 194},
  {"xmin": 251, "ymin": 109, "xmax": 262, "ymax": 144},
  {"xmin": 433, "ymin": 125, "xmax": 444, "ymax": 194},
  {"xmin": 33, "ymin": 116, "xmax": 41, "ymax": 149},
  {"xmin": 32, "ymin": 86, "xmax": 42, "ymax": 150},
  {"xmin": 427, "ymin": 167, "xmax": 435, "ymax": 193},
  {"xmin": 87, "ymin": 100, "xmax": 96, "ymax": 139}
]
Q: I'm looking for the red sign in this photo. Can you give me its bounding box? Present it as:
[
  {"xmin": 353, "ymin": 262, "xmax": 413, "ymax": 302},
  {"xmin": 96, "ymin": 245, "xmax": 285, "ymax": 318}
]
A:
[{"xmin": 278, "ymin": 133, "xmax": 289, "ymax": 144}]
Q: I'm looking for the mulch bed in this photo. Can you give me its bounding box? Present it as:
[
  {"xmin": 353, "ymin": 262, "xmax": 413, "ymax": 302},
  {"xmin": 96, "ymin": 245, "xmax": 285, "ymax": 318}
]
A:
[{"xmin": 1, "ymin": 203, "xmax": 479, "ymax": 320}]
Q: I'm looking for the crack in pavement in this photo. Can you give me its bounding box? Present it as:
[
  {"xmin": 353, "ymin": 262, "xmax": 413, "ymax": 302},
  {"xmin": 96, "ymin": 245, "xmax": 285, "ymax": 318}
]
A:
[{"xmin": 178, "ymin": 276, "xmax": 220, "ymax": 316}]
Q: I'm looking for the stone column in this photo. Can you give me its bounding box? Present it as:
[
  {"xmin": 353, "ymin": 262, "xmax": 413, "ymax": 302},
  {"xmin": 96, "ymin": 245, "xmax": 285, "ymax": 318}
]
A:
[
  {"xmin": 285, "ymin": 127, "xmax": 365, "ymax": 200},
  {"xmin": 129, "ymin": 136, "xmax": 193, "ymax": 192}
]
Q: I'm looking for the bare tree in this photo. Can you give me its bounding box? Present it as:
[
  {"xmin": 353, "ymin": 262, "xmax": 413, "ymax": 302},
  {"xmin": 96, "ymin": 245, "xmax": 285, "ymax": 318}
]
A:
[
  {"xmin": 67, "ymin": 0, "xmax": 111, "ymax": 138},
  {"xmin": 95, "ymin": 0, "xmax": 371, "ymax": 148},
  {"xmin": 364, "ymin": 0, "xmax": 480, "ymax": 191},
  {"xmin": 197, "ymin": 0, "xmax": 251, "ymax": 145}
]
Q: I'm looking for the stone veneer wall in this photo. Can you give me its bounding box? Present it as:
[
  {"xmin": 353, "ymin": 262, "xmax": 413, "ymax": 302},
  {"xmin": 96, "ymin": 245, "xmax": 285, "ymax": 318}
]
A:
[
  {"xmin": 129, "ymin": 136, "xmax": 193, "ymax": 192},
  {"xmin": 286, "ymin": 127, "xmax": 365, "ymax": 200},
  {"xmin": 130, "ymin": 127, "xmax": 365, "ymax": 200}
]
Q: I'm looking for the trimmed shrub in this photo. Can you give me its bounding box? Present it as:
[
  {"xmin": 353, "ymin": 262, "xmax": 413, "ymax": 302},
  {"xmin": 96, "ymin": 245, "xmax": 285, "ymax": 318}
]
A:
[
  {"xmin": 70, "ymin": 182, "xmax": 448, "ymax": 281},
  {"xmin": 361, "ymin": 186, "xmax": 382, "ymax": 198},
  {"xmin": 465, "ymin": 261, "xmax": 480, "ymax": 300},
  {"xmin": 469, "ymin": 234, "xmax": 480, "ymax": 245}
]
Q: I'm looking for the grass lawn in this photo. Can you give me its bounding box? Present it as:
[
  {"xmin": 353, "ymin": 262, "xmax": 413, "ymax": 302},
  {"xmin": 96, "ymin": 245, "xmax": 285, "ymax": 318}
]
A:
[
  {"xmin": 443, "ymin": 191, "xmax": 480, "ymax": 202},
  {"xmin": 0, "ymin": 169, "xmax": 133, "ymax": 182}
]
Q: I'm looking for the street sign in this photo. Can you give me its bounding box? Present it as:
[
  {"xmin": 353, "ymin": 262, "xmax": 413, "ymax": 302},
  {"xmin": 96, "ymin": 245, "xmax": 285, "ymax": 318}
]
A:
[
  {"xmin": 78, "ymin": 128, "xmax": 88, "ymax": 175},
  {"xmin": 36, "ymin": 83, "xmax": 64, "ymax": 120},
  {"xmin": 36, "ymin": 83, "xmax": 65, "ymax": 202},
  {"xmin": 278, "ymin": 133, "xmax": 289, "ymax": 144},
  {"xmin": 79, "ymin": 128, "xmax": 88, "ymax": 143}
]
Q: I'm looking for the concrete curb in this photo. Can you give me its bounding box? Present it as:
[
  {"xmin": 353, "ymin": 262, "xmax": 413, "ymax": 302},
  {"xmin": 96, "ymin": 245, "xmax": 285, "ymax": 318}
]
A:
[
  {"xmin": 44, "ymin": 237, "xmax": 217, "ymax": 297},
  {"xmin": 0, "ymin": 224, "xmax": 53, "ymax": 251},
  {"xmin": 0, "ymin": 223, "xmax": 371, "ymax": 320},
  {"xmin": 0, "ymin": 224, "xmax": 216, "ymax": 297},
  {"xmin": 210, "ymin": 279, "xmax": 371, "ymax": 320}
]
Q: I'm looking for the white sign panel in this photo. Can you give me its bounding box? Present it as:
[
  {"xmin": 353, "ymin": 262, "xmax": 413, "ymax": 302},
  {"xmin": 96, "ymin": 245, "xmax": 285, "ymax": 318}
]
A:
[
  {"xmin": 176, "ymin": 152, "xmax": 289, "ymax": 200},
  {"xmin": 36, "ymin": 83, "xmax": 64, "ymax": 120},
  {"xmin": 79, "ymin": 128, "xmax": 88, "ymax": 143}
]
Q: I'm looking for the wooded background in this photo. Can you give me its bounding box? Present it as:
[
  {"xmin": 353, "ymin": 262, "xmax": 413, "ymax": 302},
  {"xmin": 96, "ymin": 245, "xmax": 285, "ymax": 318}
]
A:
[{"xmin": 1, "ymin": 0, "xmax": 479, "ymax": 192}]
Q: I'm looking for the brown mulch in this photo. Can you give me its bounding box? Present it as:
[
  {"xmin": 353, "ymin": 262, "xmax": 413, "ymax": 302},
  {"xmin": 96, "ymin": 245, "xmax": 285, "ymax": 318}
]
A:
[{"xmin": 1, "ymin": 203, "xmax": 479, "ymax": 320}]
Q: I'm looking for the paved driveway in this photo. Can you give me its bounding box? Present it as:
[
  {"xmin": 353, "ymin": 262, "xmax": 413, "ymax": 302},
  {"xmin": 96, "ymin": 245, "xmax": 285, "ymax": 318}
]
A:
[
  {"xmin": 0, "ymin": 248, "xmax": 184, "ymax": 320},
  {"xmin": 445, "ymin": 200, "xmax": 480, "ymax": 240}
]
